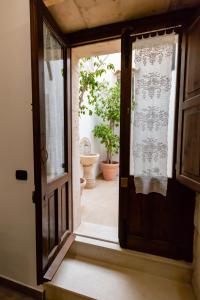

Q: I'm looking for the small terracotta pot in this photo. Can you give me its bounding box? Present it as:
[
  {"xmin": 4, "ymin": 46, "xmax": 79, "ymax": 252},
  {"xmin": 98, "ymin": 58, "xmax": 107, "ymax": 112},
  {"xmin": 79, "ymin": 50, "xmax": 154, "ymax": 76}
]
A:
[
  {"xmin": 80, "ymin": 177, "xmax": 86, "ymax": 196},
  {"xmin": 101, "ymin": 161, "xmax": 119, "ymax": 181}
]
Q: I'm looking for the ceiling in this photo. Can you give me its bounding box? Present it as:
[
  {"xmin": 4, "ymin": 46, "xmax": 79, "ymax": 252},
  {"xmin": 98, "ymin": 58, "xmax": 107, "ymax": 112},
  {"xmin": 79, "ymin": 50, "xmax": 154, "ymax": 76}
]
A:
[
  {"xmin": 73, "ymin": 39, "xmax": 121, "ymax": 58},
  {"xmin": 43, "ymin": 0, "xmax": 200, "ymax": 33}
]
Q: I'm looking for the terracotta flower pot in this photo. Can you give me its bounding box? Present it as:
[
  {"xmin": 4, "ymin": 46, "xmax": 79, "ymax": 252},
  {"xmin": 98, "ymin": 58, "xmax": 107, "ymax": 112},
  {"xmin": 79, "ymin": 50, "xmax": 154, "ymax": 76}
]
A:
[
  {"xmin": 80, "ymin": 177, "xmax": 86, "ymax": 196},
  {"xmin": 101, "ymin": 161, "xmax": 119, "ymax": 181}
]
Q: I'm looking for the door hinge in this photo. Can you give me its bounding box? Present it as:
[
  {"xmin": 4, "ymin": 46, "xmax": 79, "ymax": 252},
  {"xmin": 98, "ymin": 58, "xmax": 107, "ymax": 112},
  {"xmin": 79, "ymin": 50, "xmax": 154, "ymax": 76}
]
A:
[
  {"xmin": 120, "ymin": 177, "xmax": 128, "ymax": 188},
  {"xmin": 32, "ymin": 191, "xmax": 36, "ymax": 204}
]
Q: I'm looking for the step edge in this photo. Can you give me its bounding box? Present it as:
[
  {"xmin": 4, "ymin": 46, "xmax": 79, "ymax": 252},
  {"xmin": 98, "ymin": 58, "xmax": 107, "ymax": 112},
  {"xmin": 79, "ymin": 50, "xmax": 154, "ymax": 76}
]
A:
[
  {"xmin": 44, "ymin": 282, "xmax": 96, "ymax": 300},
  {"xmin": 69, "ymin": 236, "xmax": 192, "ymax": 283},
  {"xmin": 72, "ymin": 236, "xmax": 192, "ymax": 270}
]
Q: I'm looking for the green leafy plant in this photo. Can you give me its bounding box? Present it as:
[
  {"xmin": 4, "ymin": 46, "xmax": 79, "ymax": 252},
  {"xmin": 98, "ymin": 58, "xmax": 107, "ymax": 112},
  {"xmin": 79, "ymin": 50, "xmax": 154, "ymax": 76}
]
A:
[
  {"xmin": 93, "ymin": 81, "xmax": 120, "ymax": 164},
  {"xmin": 79, "ymin": 56, "xmax": 114, "ymax": 116}
]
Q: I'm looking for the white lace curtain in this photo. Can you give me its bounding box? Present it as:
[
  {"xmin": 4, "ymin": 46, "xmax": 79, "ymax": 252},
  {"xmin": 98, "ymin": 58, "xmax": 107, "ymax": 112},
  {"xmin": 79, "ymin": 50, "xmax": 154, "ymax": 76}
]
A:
[
  {"xmin": 130, "ymin": 34, "xmax": 177, "ymax": 196},
  {"xmin": 43, "ymin": 23, "xmax": 64, "ymax": 180}
]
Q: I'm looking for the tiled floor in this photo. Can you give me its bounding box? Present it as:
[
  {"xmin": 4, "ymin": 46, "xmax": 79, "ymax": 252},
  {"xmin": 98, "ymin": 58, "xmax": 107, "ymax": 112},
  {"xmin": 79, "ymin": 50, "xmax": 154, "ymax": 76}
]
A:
[
  {"xmin": 76, "ymin": 222, "xmax": 118, "ymax": 242},
  {"xmin": 76, "ymin": 177, "xmax": 119, "ymax": 241},
  {"xmin": 0, "ymin": 285, "xmax": 38, "ymax": 300}
]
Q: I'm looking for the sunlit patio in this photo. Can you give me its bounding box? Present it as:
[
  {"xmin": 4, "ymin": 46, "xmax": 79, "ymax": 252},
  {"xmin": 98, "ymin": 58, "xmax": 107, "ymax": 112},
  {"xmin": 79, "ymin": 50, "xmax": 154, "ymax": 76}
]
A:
[{"xmin": 76, "ymin": 176, "xmax": 119, "ymax": 242}]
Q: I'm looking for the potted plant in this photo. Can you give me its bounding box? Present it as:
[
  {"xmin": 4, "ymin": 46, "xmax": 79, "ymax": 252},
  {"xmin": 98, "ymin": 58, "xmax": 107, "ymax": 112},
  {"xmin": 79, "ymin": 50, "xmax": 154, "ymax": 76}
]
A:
[{"xmin": 93, "ymin": 81, "xmax": 120, "ymax": 180}]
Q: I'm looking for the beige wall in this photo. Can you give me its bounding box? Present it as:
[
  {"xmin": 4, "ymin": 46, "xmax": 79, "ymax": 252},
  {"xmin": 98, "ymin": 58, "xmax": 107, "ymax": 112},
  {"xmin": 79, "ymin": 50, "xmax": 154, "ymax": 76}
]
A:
[
  {"xmin": 193, "ymin": 194, "xmax": 200, "ymax": 299},
  {"xmin": 0, "ymin": 0, "xmax": 38, "ymax": 289}
]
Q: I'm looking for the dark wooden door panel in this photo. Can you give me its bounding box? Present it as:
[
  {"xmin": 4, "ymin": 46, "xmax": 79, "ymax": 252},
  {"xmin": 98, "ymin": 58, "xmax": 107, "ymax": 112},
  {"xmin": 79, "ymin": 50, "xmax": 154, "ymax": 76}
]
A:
[
  {"xmin": 126, "ymin": 177, "xmax": 195, "ymax": 260},
  {"xmin": 61, "ymin": 184, "xmax": 68, "ymax": 235},
  {"xmin": 185, "ymin": 17, "xmax": 200, "ymax": 99},
  {"xmin": 182, "ymin": 105, "xmax": 200, "ymax": 177},
  {"xmin": 30, "ymin": 0, "xmax": 73, "ymax": 283},
  {"xmin": 41, "ymin": 176, "xmax": 71, "ymax": 275},
  {"xmin": 58, "ymin": 182, "xmax": 69, "ymax": 241},
  {"xmin": 119, "ymin": 27, "xmax": 196, "ymax": 262},
  {"xmin": 48, "ymin": 191, "xmax": 57, "ymax": 254},
  {"xmin": 177, "ymin": 13, "xmax": 200, "ymax": 191},
  {"xmin": 42, "ymin": 198, "xmax": 49, "ymax": 269}
]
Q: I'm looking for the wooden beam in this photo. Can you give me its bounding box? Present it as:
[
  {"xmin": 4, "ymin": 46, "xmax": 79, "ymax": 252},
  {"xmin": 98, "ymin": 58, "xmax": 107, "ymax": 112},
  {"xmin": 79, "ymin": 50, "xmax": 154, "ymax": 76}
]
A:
[
  {"xmin": 66, "ymin": 6, "xmax": 199, "ymax": 47},
  {"xmin": 43, "ymin": 0, "xmax": 65, "ymax": 7}
]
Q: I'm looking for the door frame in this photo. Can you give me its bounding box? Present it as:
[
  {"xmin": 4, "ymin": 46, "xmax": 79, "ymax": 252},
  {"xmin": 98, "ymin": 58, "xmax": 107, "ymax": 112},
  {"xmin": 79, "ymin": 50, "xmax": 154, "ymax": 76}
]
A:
[
  {"xmin": 30, "ymin": 0, "xmax": 73, "ymax": 284},
  {"xmin": 30, "ymin": 0, "xmax": 199, "ymax": 283}
]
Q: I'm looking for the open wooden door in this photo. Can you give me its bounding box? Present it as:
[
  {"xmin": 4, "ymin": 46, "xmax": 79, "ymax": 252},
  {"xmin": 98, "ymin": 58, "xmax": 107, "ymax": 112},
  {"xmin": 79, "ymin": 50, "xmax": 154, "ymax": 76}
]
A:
[
  {"xmin": 30, "ymin": 0, "xmax": 74, "ymax": 283},
  {"xmin": 119, "ymin": 18, "xmax": 197, "ymax": 261},
  {"xmin": 176, "ymin": 11, "xmax": 200, "ymax": 192}
]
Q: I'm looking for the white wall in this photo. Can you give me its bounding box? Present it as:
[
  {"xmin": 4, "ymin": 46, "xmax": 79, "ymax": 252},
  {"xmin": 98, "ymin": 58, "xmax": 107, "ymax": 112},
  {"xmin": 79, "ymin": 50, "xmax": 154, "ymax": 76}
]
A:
[
  {"xmin": 72, "ymin": 52, "xmax": 82, "ymax": 230},
  {"xmin": 0, "ymin": 0, "xmax": 38, "ymax": 289},
  {"xmin": 193, "ymin": 194, "xmax": 200, "ymax": 299},
  {"xmin": 79, "ymin": 114, "xmax": 105, "ymax": 177}
]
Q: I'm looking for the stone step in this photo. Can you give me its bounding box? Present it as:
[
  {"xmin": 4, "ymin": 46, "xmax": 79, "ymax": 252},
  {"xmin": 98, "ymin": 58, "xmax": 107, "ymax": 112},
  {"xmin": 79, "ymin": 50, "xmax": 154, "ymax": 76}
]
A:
[
  {"xmin": 44, "ymin": 253, "xmax": 195, "ymax": 300},
  {"xmin": 69, "ymin": 236, "xmax": 192, "ymax": 283}
]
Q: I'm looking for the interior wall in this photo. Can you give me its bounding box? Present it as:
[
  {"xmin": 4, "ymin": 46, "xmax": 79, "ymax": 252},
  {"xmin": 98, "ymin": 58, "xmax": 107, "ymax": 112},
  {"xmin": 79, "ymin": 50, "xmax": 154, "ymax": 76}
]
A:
[
  {"xmin": 193, "ymin": 194, "xmax": 200, "ymax": 300},
  {"xmin": 0, "ymin": 0, "xmax": 38, "ymax": 289}
]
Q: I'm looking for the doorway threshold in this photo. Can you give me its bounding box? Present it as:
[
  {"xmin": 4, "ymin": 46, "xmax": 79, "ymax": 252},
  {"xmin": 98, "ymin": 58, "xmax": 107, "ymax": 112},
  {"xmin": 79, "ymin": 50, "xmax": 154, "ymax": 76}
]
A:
[
  {"xmin": 44, "ymin": 236, "xmax": 194, "ymax": 300},
  {"xmin": 69, "ymin": 235, "xmax": 192, "ymax": 284},
  {"xmin": 75, "ymin": 221, "xmax": 118, "ymax": 243}
]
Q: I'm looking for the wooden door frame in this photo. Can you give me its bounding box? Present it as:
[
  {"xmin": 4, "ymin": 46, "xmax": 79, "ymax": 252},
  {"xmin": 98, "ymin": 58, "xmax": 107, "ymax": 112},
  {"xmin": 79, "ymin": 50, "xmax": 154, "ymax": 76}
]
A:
[
  {"xmin": 65, "ymin": 7, "xmax": 197, "ymax": 47},
  {"xmin": 65, "ymin": 8, "xmax": 197, "ymax": 255},
  {"xmin": 30, "ymin": 0, "xmax": 199, "ymax": 283},
  {"xmin": 62, "ymin": 7, "xmax": 197, "ymax": 250},
  {"xmin": 118, "ymin": 30, "xmax": 132, "ymax": 247},
  {"xmin": 30, "ymin": 0, "xmax": 73, "ymax": 283}
]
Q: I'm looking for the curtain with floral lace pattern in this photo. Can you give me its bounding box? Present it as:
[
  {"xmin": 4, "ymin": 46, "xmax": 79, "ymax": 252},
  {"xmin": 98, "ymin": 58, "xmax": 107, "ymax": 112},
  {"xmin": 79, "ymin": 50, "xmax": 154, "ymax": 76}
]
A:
[
  {"xmin": 43, "ymin": 23, "xmax": 65, "ymax": 181},
  {"xmin": 131, "ymin": 34, "xmax": 177, "ymax": 196}
]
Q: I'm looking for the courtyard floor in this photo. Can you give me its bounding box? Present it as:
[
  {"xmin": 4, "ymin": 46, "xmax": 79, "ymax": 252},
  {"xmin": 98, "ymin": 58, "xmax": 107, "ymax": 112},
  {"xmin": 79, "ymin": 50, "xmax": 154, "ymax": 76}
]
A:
[{"xmin": 76, "ymin": 176, "xmax": 119, "ymax": 242}]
